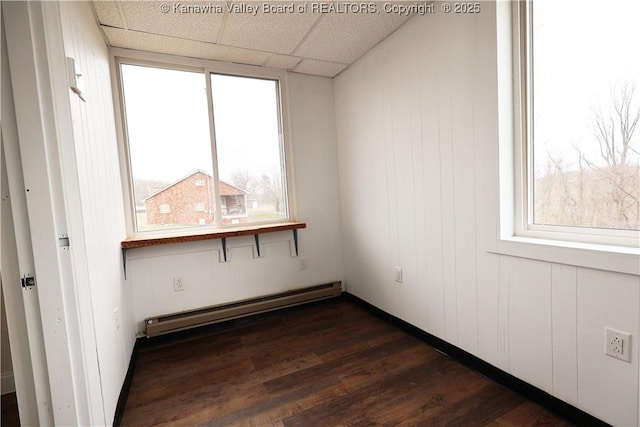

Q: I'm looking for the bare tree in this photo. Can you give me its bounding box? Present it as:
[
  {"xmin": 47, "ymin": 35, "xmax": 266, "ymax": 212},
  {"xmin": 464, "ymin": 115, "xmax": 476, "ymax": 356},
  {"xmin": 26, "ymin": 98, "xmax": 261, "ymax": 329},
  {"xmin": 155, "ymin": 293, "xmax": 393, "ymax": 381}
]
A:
[
  {"xmin": 590, "ymin": 83, "xmax": 640, "ymax": 228},
  {"xmin": 231, "ymin": 170, "xmax": 257, "ymax": 194},
  {"xmin": 536, "ymin": 83, "xmax": 640, "ymax": 230},
  {"xmin": 260, "ymin": 173, "xmax": 283, "ymax": 213},
  {"xmin": 592, "ymin": 83, "xmax": 640, "ymax": 168},
  {"xmin": 542, "ymin": 151, "xmax": 581, "ymax": 225}
]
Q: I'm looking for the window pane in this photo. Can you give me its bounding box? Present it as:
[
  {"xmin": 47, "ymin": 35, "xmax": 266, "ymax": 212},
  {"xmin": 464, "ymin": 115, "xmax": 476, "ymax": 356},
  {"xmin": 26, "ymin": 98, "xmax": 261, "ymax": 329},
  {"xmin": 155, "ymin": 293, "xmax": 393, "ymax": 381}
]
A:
[
  {"xmin": 121, "ymin": 65, "xmax": 215, "ymax": 232},
  {"xmin": 531, "ymin": 0, "xmax": 640, "ymax": 231},
  {"xmin": 210, "ymin": 74, "xmax": 288, "ymax": 224}
]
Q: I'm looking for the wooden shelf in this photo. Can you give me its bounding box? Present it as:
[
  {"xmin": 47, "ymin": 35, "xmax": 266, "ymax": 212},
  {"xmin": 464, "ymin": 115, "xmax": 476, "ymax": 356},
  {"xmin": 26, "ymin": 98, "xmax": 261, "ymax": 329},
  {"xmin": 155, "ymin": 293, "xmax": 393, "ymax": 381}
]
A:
[
  {"xmin": 121, "ymin": 221, "xmax": 306, "ymax": 249},
  {"xmin": 121, "ymin": 222, "xmax": 306, "ymax": 276}
]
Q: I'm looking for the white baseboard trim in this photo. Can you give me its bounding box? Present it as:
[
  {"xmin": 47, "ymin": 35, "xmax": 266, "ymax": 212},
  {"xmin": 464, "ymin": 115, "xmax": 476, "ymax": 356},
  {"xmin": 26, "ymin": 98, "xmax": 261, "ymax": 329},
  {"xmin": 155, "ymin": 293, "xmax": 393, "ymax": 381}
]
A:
[{"xmin": 1, "ymin": 372, "xmax": 15, "ymax": 394}]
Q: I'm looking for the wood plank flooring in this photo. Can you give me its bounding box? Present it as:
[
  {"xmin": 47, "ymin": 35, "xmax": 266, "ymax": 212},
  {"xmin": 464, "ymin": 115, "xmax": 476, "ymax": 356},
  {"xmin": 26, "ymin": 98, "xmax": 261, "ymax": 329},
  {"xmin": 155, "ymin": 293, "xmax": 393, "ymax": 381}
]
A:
[{"xmin": 121, "ymin": 299, "xmax": 572, "ymax": 426}]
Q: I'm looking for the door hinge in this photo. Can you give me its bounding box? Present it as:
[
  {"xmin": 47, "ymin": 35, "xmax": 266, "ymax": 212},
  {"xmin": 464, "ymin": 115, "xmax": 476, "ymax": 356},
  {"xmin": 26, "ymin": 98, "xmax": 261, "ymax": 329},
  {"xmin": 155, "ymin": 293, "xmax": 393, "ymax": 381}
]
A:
[
  {"xmin": 59, "ymin": 233, "xmax": 70, "ymax": 248},
  {"xmin": 21, "ymin": 275, "xmax": 35, "ymax": 288}
]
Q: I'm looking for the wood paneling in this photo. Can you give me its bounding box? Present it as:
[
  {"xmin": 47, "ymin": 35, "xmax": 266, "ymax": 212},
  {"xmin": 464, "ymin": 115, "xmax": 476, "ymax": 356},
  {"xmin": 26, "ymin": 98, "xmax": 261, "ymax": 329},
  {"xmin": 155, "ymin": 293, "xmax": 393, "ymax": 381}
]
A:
[
  {"xmin": 334, "ymin": 4, "xmax": 640, "ymax": 425},
  {"xmin": 508, "ymin": 258, "xmax": 553, "ymax": 393},
  {"xmin": 417, "ymin": 28, "xmax": 446, "ymax": 340},
  {"xmin": 477, "ymin": 252, "xmax": 505, "ymax": 370},
  {"xmin": 434, "ymin": 15, "xmax": 459, "ymax": 346},
  {"xmin": 551, "ymin": 264, "xmax": 578, "ymax": 405},
  {"xmin": 576, "ymin": 269, "xmax": 640, "ymax": 426},
  {"xmin": 59, "ymin": 2, "xmax": 136, "ymax": 423},
  {"xmin": 449, "ymin": 12, "xmax": 480, "ymax": 356},
  {"xmin": 120, "ymin": 300, "xmax": 572, "ymax": 426},
  {"xmin": 127, "ymin": 73, "xmax": 343, "ymax": 335}
]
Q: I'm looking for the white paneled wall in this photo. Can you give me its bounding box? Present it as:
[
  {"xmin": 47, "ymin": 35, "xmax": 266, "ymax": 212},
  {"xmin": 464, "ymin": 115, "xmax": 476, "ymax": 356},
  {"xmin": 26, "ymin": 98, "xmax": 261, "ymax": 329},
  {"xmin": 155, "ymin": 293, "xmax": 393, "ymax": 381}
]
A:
[
  {"xmin": 551, "ymin": 264, "xmax": 578, "ymax": 405},
  {"xmin": 577, "ymin": 269, "xmax": 639, "ymax": 424},
  {"xmin": 505, "ymin": 257, "xmax": 553, "ymax": 392},
  {"xmin": 128, "ymin": 73, "xmax": 343, "ymax": 332},
  {"xmin": 59, "ymin": 3, "xmax": 136, "ymax": 424},
  {"xmin": 335, "ymin": 4, "xmax": 640, "ymax": 426}
]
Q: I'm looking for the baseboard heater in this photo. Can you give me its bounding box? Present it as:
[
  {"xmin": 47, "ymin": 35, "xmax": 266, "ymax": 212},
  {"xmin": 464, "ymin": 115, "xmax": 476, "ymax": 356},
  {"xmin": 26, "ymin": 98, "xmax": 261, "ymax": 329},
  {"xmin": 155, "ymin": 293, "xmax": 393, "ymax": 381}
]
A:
[{"xmin": 144, "ymin": 282, "xmax": 342, "ymax": 337}]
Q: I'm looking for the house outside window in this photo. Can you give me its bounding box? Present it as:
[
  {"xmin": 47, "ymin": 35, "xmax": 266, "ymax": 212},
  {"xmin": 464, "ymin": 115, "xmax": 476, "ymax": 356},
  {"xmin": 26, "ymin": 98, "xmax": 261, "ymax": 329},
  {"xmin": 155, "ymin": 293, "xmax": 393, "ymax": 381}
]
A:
[
  {"xmin": 143, "ymin": 171, "xmax": 249, "ymax": 227},
  {"xmin": 118, "ymin": 61, "xmax": 291, "ymax": 234}
]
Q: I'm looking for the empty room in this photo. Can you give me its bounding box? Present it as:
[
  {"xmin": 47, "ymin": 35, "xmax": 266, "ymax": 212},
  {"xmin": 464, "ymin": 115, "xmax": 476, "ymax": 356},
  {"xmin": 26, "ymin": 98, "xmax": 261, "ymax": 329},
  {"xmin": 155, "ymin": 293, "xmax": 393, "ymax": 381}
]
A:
[{"xmin": 1, "ymin": 0, "xmax": 639, "ymax": 426}]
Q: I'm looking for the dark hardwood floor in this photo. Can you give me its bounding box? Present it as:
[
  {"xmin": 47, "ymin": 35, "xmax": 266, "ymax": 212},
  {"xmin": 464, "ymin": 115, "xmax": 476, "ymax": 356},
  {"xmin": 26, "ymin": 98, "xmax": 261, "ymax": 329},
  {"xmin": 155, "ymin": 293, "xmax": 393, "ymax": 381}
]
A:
[
  {"xmin": 2, "ymin": 392, "xmax": 20, "ymax": 427},
  {"xmin": 121, "ymin": 299, "xmax": 573, "ymax": 426}
]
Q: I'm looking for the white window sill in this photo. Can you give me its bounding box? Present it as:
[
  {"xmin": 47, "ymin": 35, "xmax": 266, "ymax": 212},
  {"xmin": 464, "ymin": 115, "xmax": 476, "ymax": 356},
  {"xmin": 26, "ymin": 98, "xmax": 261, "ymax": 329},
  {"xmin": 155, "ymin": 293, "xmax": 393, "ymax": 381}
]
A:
[{"xmin": 489, "ymin": 236, "xmax": 640, "ymax": 276}]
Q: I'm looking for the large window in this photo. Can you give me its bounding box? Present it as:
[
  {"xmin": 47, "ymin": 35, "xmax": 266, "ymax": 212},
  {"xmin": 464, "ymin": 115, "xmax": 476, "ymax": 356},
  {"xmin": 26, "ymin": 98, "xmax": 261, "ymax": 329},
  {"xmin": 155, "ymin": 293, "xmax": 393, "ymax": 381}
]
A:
[
  {"xmin": 517, "ymin": 0, "xmax": 640, "ymax": 246},
  {"xmin": 118, "ymin": 62, "xmax": 290, "ymax": 234}
]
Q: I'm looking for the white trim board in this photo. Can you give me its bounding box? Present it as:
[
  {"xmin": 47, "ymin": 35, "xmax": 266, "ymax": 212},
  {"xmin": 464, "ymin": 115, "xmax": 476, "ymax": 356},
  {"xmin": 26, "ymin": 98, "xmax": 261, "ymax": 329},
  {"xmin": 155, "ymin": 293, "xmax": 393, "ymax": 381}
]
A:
[{"xmin": 1, "ymin": 372, "xmax": 16, "ymax": 395}]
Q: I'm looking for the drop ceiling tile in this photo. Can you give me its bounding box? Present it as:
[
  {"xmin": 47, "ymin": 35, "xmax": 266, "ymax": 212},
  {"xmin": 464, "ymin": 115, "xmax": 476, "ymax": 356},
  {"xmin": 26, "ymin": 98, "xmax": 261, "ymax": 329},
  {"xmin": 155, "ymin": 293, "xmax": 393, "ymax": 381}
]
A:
[
  {"xmin": 102, "ymin": 27, "xmax": 270, "ymax": 66},
  {"xmin": 264, "ymin": 54, "xmax": 302, "ymax": 70},
  {"xmin": 219, "ymin": 3, "xmax": 320, "ymax": 55},
  {"xmin": 295, "ymin": 11, "xmax": 411, "ymax": 64},
  {"xmin": 92, "ymin": 1, "xmax": 125, "ymax": 28},
  {"xmin": 119, "ymin": 1, "xmax": 224, "ymax": 43},
  {"xmin": 95, "ymin": 2, "xmax": 417, "ymax": 78},
  {"xmin": 293, "ymin": 59, "xmax": 348, "ymax": 77}
]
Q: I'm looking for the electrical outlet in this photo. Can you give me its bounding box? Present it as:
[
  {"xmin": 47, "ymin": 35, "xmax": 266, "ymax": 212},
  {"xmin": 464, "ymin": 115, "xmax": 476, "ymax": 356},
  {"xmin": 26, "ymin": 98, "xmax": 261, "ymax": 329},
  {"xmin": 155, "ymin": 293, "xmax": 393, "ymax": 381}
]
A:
[
  {"xmin": 173, "ymin": 277, "xmax": 185, "ymax": 292},
  {"xmin": 611, "ymin": 336, "xmax": 623, "ymax": 354},
  {"xmin": 394, "ymin": 266, "xmax": 402, "ymax": 283},
  {"xmin": 605, "ymin": 328, "xmax": 631, "ymax": 362},
  {"xmin": 299, "ymin": 256, "xmax": 308, "ymax": 270}
]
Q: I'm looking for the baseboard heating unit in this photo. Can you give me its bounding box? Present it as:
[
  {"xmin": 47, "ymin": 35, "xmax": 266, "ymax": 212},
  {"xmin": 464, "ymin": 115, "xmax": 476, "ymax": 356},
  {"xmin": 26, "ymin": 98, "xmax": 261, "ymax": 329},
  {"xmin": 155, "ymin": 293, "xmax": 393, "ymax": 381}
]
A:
[{"xmin": 144, "ymin": 282, "xmax": 342, "ymax": 337}]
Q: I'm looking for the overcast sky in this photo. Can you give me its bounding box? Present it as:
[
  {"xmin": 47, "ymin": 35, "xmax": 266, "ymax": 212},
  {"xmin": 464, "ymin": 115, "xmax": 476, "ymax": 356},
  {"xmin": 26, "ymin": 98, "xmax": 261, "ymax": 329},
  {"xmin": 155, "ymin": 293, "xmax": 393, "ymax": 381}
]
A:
[
  {"xmin": 532, "ymin": 0, "xmax": 640, "ymax": 174},
  {"xmin": 121, "ymin": 64, "xmax": 283, "ymax": 188},
  {"xmin": 121, "ymin": 0, "xmax": 640, "ymax": 187}
]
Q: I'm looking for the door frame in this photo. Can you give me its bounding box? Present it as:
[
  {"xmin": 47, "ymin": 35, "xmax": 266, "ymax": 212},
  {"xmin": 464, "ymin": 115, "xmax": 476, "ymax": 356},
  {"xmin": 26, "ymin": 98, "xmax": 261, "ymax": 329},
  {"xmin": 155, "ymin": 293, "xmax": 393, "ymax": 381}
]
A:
[
  {"xmin": 2, "ymin": 2, "xmax": 95, "ymax": 425},
  {"xmin": 1, "ymin": 12, "xmax": 52, "ymax": 425}
]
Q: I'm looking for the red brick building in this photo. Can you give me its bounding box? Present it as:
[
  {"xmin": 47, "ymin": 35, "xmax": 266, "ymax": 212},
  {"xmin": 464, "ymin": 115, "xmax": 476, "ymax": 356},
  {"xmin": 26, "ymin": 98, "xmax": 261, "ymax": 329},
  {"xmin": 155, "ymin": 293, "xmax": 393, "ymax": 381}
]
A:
[{"xmin": 144, "ymin": 171, "xmax": 248, "ymax": 226}]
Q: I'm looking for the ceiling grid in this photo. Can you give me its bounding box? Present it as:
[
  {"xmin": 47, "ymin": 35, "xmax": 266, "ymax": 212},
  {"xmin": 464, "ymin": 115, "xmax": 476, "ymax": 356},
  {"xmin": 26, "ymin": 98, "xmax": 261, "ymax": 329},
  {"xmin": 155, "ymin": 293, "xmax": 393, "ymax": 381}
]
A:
[{"xmin": 92, "ymin": 1, "xmax": 415, "ymax": 77}]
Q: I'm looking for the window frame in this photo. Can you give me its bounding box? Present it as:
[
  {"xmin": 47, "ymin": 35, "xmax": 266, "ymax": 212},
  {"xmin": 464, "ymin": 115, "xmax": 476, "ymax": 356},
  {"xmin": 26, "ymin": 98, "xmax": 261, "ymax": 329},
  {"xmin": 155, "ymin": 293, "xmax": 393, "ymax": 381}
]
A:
[
  {"xmin": 512, "ymin": 1, "xmax": 640, "ymax": 249},
  {"xmin": 113, "ymin": 54, "xmax": 296, "ymax": 238}
]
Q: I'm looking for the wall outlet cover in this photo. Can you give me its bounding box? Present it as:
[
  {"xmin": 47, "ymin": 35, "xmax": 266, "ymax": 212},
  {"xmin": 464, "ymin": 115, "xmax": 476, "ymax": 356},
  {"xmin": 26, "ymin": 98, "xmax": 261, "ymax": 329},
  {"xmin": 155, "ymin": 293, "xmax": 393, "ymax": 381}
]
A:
[
  {"xmin": 173, "ymin": 277, "xmax": 185, "ymax": 292},
  {"xmin": 394, "ymin": 266, "xmax": 402, "ymax": 283},
  {"xmin": 605, "ymin": 327, "xmax": 631, "ymax": 363}
]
